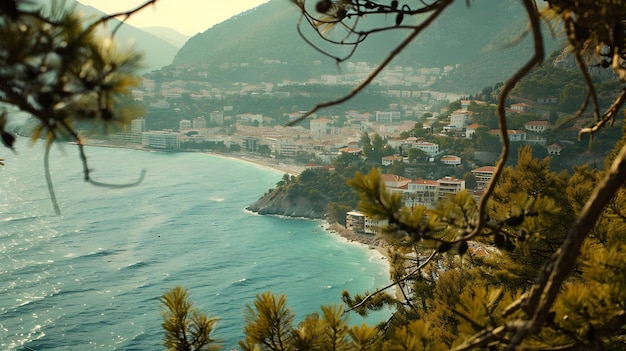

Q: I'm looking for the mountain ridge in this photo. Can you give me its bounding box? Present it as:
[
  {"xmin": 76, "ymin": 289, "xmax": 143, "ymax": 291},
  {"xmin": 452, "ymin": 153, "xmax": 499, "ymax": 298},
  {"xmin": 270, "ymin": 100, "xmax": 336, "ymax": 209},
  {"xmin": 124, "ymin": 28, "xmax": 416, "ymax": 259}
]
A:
[
  {"xmin": 70, "ymin": 1, "xmax": 179, "ymax": 71},
  {"xmin": 171, "ymin": 0, "xmax": 564, "ymax": 92}
]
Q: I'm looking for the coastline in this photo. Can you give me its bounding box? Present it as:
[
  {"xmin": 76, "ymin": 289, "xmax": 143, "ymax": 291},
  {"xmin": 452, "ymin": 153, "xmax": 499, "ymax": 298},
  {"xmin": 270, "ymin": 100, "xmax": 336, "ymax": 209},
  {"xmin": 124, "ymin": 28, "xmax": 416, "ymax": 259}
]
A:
[
  {"xmin": 83, "ymin": 140, "xmax": 305, "ymax": 176},
  {"xmin": 84, "ymin": 141, "xmax": 387, "ymax": 259},
  {"xmin": 195, "ymin": 150, "xmax": 391, "ymax": 260},
  {"xmin": 203, "ymin": 151, "xmax": 305, "ymax": 176}
]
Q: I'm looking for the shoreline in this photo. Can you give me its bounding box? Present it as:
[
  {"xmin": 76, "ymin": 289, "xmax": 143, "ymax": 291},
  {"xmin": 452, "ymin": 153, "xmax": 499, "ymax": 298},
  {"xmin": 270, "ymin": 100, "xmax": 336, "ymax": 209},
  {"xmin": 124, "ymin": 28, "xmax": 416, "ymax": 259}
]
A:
[
  {"xmin": 203, "ymin": 151, "xmax": 305, "ymax": 176},
  {"xmin": 83, "ymin": 141, "xmax": 387, "ymax": 258},
  {"xmin": 84, "ymin": 140, "xmax": 305, "ymax": 176},
  {"xmin": 325, "ymin": 222, "xmax": 390, "ymax": 262}
]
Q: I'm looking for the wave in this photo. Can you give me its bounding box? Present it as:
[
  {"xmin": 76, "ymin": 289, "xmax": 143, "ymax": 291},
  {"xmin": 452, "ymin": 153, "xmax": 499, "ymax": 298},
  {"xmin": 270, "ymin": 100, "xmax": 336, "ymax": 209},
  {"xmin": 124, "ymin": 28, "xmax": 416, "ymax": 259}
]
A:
[
  {"xmin": 118, "ymin": 261, "xmax": 149, "ymax": 271},
  {"xmin": 80, "ymin": 249, "xmax": 119, "ymax": 259}
]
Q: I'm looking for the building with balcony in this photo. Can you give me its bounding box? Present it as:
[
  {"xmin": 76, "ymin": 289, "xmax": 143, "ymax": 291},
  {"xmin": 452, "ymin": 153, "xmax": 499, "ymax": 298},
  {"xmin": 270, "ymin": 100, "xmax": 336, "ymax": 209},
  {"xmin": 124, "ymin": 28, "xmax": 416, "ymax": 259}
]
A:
[
  {"xmin": 141, "ymin": 131, "xmax": 180, "ymax": 149},
  {"xmin": 192, "ymin": 116, "xmax": 207, "ymax": 129},
  {"xmin": 471, "ymin": 166, "xmax": 495, "ymax": 192},
  {"xmin": 437, "ymin": 176, "xmax": 465, "ymax": 199},
  {"xmin": 346, "ymin": 211, "xmax": 366, "ymax": 232},
  {"xmin": 524, "ymin": 120, "xmax": 550, "ymax": 133}
]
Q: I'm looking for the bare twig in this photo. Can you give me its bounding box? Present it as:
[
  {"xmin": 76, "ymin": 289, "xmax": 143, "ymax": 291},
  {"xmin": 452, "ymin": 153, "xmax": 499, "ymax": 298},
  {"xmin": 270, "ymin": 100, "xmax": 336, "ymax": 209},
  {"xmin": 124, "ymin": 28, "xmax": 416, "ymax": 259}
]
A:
[
  {"xmin": 44, "ymin": 138, "xmax": 61, "ymax": 215},
  {"xmin": 578, "ymin": 88, "xmax": 626, "ymax": 139},
  {"xmin": 345, "ymin": 250, "xmax": 437, "ymax": 313},
  {"xmin": 463, "ymin": 0, "xmax": 544, "ymax": 241},
  {"xmin": 84, "ymin": 0, "xmax": 159, "ymax": 36},
  {"xmin": 287, "ymin": 0, "xmax": 454, "ymax": 126}
]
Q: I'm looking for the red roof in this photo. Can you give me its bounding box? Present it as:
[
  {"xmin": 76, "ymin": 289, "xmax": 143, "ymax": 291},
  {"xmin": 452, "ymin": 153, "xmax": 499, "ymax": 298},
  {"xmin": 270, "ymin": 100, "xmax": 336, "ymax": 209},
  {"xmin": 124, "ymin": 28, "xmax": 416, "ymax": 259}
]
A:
[{"xmin": 380, "ymin": 174, "xmax": 412, "ymax": 183}]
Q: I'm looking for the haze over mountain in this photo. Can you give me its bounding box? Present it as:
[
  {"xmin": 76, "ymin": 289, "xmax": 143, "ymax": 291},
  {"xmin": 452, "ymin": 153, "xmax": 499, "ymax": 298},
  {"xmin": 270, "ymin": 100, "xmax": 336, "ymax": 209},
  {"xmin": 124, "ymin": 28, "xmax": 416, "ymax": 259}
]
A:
[
  {"xmin": 65, "ymin": 0, "xmax": 180, "ymax": 71},
  {"xmin": 138, "ymin": 27, "xmax": 190, "ymax": 48},
  {"xmin": 172, "ymin": 0, "xmax": 564, "ymax": 92}
]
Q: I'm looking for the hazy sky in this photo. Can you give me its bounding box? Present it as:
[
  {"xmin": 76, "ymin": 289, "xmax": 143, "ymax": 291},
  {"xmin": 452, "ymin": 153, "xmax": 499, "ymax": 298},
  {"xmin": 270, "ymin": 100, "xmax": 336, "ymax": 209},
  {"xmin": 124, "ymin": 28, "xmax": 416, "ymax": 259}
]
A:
[{"xmin": 78, "ymin": 0, "xmax": 270, "ymax": 36}]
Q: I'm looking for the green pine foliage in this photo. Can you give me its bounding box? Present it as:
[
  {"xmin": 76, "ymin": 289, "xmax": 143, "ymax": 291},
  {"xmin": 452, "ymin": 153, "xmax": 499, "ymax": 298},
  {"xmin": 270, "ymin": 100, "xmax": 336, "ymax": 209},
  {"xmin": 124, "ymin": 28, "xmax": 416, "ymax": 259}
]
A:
[
  {"xmin": 0, "ymin": 1, "xmax": 143, "ymax": 146},
  {"xmin": 160, "ymin": 286, "xmax": 221, "ymax": 351}
]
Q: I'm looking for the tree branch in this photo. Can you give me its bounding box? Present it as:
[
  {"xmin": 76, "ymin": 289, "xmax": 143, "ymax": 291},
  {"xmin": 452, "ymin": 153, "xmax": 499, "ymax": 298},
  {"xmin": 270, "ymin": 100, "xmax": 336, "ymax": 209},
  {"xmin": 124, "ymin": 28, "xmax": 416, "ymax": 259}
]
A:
[
  {"xmin": 463, "ymin": 0, "xmax": 544, "ymax": 241},
  {"xmin": 287, "ymin": 0, "xmax": 453, "ymax": 126},
  {"xmin": 506, "ymin": 142, "xmax": 626, "ymax": 349},
  {"xmin": 345, "ymin": 250, "xmax": 437, "ymax": 313}
]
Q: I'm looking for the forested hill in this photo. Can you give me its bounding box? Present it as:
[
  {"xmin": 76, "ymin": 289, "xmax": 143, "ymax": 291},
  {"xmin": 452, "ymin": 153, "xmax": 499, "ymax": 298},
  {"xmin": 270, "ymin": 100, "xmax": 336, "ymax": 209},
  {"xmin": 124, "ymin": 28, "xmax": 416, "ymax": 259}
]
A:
[
  {"xmin": 247, "ymin": 156, "xmax": 371, "ymax": 223},
  {"xmin": 172, "ymin": 0, "xmax": 562, "ymax": 92}
]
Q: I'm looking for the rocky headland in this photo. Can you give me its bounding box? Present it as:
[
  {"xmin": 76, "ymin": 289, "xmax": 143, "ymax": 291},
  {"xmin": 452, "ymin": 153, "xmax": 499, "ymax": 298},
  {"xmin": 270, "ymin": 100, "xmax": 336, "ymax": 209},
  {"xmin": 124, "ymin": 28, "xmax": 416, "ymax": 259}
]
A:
[{"xmin": 246, "ymin": 188, "xmax": 326, "ymax": 219}]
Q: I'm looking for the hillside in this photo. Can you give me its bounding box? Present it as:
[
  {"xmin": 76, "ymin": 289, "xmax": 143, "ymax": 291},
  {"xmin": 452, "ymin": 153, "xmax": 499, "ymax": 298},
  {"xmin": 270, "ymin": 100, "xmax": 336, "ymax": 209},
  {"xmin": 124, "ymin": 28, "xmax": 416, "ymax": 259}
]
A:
[
  {"xmin": 172, "ymin": 0, "xmax": 564, "ymax": 92},
  {"xmin": 67, "ymin": 1, "xmax": 179, "ymax": 71}
]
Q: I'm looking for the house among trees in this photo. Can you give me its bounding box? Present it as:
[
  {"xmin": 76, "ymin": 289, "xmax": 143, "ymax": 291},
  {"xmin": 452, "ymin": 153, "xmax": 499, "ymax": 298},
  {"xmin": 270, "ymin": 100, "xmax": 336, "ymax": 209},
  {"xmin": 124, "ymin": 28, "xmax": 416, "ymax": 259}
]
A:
[
  {"xmin": 338, "ymin": 147, "xmax": 362, "ymax": 156},
  {"xmin": 465, "ymin": 123, "xmax": 486, "ymax": 138},
  {"xmin": 524, "ymin": 120, "xmax": 551, "ymax": 133},
  {"xmin": 510, "ymin": 102, "xmax": 532, "ymax": 113},
  {"xmin": 380, "ymin": 174, "xmax": 412, "ymax": 188},
  {"xmin": 546, "ymin": 143, "xmax": 565, "ymax": 155},
  {"xmin": 446, "ymin": 109, "xmax": 472, "ymax": 130},
  {"xmin": 537, "ymin": 96, "xmax": 558, "ymax": 104},
  {"xmin": 440, "ymin": 155, "xmax": 462, "ymax": 166},
  {"xmin": 488, "ymin": 129, "xmax": 527, "ymax": 142},
  {"xmin": 382, "ymin": 155, "xmax": 405, "ymax": 166}
]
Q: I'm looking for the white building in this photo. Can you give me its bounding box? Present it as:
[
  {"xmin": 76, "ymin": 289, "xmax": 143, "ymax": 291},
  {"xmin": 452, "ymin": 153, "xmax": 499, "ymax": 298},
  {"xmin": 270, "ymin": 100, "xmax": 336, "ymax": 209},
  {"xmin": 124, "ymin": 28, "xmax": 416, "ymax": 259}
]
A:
[
  {"xmin": 192, "ymin": 116, "xmax": 207, "ymax": 129},
  {"xmin": 440, "ymin": 155, "xmax": 462, "ymax": 166},
  {"xmin": 414, "ymin": 141, "xmax": 439, "ymax": 156},
  {"xmin": 449, "ymin": 109, "xmax": 471, "ymax": 128},
  {"xmin": 406, "ymin": 179, "xmax": 439, "ymax": 209},
  {"xmin": 375, "ymin": 111, "xmax": 401, "ymax": 124},
  {"xmin": 237, "ymin": 113, "xmax": 263, "ymax": 125},
  {"xmin": 346, "ymin": 211, "xmax": 366, "ymax": 232},
  {"xmin": 210, "ymin": 110, "xmax": 224, "ymax": 125},
  {"xmin": 131, "ymin": 118, "xmax": 145, "ymax": 134},
  {"xmin": 524, "ymin": 120, "xmax": 550, "ymax": 133},
  {"xmin": 471, "ymin": 166, "xmax": 495, "ymax": 192},
  {"xmin": 142, "ymin": 131, "xmax": 180, "ymax": 149},
  {"xmin": 179, "ymin": 119, "xmax": 191, "ymax": 130},
  {"xmin": 382, "ymin": 155, "xmax": 405, "ymax": 166},
  {"xmin": 437, "ymin": 176, "xmax": 465, "ymax": 199},
  {"xmin": 364, "ymin": 217, "xmax": 388, "ymax": 235},
  {"xmin": 488, "ymin": 129, "xmax": 527, "ymax": 142},
  {"xmin": 310, "ymin": 118, "xmax": 336, "ymax": 138}
]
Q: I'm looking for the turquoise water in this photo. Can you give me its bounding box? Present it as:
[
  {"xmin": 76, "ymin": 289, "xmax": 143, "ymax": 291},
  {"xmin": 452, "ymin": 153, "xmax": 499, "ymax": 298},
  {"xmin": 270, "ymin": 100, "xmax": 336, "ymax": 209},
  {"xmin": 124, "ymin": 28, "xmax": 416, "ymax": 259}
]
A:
[{"xmin": 0, "ymin": 139, "xmax": 390, "ymax": 350}]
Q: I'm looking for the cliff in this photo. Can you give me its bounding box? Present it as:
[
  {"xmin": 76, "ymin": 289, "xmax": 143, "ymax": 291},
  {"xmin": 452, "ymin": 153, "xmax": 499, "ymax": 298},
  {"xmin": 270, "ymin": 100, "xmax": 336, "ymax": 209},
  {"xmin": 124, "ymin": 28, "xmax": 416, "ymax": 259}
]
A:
[{"xmin": 246, "ymin": 187, "xmax": 327, "ymax": 219}]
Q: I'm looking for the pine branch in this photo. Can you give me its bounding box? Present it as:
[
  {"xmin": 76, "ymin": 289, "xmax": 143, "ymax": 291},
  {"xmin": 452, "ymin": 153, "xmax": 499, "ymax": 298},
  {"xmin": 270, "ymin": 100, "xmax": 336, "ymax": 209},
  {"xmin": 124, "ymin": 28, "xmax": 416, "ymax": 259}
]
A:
[
  {"xmin": 505, "ymin": 141, "xmax": 626, "ymax": 349},
  {"xmin": 345, "ymin": 251, "xmax": 437, "ymax": 313}
]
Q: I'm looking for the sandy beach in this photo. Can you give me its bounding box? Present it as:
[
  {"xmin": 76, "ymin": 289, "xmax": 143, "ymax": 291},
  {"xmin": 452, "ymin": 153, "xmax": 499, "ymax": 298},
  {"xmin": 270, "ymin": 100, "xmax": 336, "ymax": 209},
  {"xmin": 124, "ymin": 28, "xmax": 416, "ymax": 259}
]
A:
[{"xmin": 207, "ymin": 151, "xmax": 305, "ymax": 176}]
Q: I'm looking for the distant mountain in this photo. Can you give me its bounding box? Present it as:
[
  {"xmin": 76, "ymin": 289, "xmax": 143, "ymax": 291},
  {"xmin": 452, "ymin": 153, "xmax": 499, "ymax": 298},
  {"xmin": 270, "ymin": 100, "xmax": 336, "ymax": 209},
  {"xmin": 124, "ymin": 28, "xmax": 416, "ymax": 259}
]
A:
[
  {"xmin": 172, "ymin": 0, "xmax": 564, "ymax": 92},
  {"xmin": 65, "ymin": 1, "xmax": 179, "ymax": 71},
  {"xmin": 140, "ymin": 27, "xmax": 190, "ymax": 48}
]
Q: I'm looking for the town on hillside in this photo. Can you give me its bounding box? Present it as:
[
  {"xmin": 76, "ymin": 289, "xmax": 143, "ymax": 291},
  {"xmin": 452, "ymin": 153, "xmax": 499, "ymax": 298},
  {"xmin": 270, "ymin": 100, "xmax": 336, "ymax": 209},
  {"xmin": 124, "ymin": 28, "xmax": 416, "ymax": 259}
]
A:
[{"xmin": 85, "ymin": 59, "xmax": 618, "ymax": 227}]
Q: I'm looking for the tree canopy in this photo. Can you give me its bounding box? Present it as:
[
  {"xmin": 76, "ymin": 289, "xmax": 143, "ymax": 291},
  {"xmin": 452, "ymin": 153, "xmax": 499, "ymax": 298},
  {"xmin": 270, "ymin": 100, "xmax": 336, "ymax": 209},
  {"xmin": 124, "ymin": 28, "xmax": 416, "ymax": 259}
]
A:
[{"xmin": 4, "ymin": 0, "xmax": 626, "ymax": 350}]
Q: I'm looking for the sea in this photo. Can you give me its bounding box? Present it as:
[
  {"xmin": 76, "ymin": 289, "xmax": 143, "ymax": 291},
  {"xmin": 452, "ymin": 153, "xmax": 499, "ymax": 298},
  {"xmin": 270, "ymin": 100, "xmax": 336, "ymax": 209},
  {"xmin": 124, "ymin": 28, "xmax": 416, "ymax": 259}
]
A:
[{"xmin": 0, "ymin": 138, "xmax": 391, "ymax": 350}]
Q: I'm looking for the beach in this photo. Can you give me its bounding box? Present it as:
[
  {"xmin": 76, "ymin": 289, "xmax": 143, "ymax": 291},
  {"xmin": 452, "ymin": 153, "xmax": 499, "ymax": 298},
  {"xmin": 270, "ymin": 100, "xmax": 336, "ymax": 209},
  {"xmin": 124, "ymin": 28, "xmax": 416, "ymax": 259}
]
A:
[{"xmin": 210, "ymin": 152, "xmax": 305, "ymax": 176}]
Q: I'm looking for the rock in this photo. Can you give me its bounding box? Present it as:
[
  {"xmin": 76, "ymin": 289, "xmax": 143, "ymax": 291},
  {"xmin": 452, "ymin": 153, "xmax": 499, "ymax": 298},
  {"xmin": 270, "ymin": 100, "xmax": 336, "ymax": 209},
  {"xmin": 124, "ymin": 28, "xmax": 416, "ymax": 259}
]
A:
[{"xmin": 247, "ymin": 188, "xmax": 326, "ymax": 219}]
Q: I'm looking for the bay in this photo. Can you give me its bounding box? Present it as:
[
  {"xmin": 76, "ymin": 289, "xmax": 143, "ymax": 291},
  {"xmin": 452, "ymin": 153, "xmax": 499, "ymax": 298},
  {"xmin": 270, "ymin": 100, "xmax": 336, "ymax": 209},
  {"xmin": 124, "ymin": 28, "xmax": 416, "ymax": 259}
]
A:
[{"xmin": 0, "ymin": 138, "xmax": 390, "ymax": 350}]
